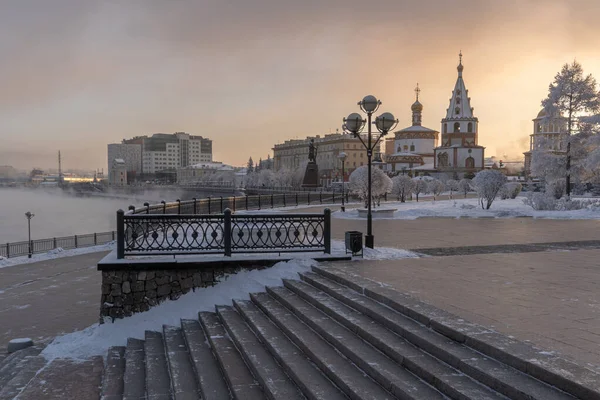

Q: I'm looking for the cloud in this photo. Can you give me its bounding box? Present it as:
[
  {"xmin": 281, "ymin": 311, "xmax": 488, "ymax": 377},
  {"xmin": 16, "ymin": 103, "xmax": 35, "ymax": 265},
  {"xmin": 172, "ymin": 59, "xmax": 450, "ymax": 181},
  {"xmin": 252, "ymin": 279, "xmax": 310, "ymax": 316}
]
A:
[{"xmin": 0, "ymin": 0, "xmax": 599, "ymax": 169}]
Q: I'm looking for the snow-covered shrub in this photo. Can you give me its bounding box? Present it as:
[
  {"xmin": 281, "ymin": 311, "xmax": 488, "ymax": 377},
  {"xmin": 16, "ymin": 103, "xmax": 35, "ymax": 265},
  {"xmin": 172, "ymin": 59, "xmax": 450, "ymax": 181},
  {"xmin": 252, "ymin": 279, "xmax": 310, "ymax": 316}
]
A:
[
  {"xmin": 349, "ymin": 166, "xmax": 392, "ymax": 208},
  {"xmin": 411, "ymin": 178, "xmax": 428, "ymax": 202},
  {"xmin": 391, "ymin": 175, "xmax": 414, "ymax": 202},
  {"xmin": 507, "ymin": 182, "xmax": 522, "ymax": 199},
  {"xmin": 523, "ymin": 193, "xmax": 600, "ymax": 211},
  {"xmin": 460, "ymin": 204, "xmax": 476, "ymax": 210},
  {"xmin": 472, "ymin": 170, "xmax": 507, "ymax": 210},
  {"xmin": 446, "ymin": 179, "xmax": 459, "ymax": 199},
  {"xmin": 499, "ymin": 185, "xmax": 511, "ymax": 200},
  {"xmin": 546, "ymin": 179, "xmax": 566, "ymax": 199},
  {"xmin": 458, "ymin": 178, "xmax": 472, "ymax": 198},
  {"xmin": 427, "ymin": 179, "xmax": 445, "ymax": 201}
]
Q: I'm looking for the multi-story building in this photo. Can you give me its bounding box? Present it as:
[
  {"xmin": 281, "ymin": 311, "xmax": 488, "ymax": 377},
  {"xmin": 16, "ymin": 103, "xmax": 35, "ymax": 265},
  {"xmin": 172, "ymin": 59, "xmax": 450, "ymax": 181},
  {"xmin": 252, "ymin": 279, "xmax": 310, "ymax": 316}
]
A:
[
  {"xmin": 176, "ymin": 162, "xmax": 235, "ymax": 185},
  {"xmin": 272, "ymin": 132, "xmax": 380, "ymax": 185},
  {"xmin": 109, "ymin": 133, "xmax": 213, "ymax": 178},
  {"xmin": 107, "ymin": 143, "xmax": 142, "ymax": 179}
]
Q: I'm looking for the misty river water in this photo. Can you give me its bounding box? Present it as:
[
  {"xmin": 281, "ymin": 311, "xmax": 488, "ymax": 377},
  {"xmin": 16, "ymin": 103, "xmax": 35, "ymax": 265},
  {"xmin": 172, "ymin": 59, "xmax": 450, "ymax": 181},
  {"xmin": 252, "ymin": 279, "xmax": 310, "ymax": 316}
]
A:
[{"xmin": 0, "ymin": 188, "xmax": 135, "ymax": 243}]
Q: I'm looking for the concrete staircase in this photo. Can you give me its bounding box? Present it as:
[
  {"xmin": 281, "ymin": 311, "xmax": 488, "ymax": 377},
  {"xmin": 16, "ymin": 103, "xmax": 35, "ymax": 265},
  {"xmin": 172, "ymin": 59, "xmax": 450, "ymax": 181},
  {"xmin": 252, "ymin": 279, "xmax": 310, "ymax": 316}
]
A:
[{"xmin": 100, "ymin": 265, "xmax": 600, "ymax": 400}]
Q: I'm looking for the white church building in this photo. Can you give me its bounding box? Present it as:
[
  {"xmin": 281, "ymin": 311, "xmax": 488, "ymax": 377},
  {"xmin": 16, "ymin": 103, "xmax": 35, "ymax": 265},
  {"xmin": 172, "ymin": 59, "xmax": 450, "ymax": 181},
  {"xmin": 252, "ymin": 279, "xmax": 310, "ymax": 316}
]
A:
[{"xmin": 385, "ymin": 53, "xmax": 485, "ymax": 178}]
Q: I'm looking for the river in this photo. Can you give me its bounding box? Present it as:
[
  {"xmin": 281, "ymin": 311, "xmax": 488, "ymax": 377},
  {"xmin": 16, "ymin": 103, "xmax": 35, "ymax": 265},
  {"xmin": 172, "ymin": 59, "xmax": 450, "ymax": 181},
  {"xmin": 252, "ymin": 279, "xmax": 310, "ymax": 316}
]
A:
[{"xmin": 0, "ymin": 188, "xmax": 135, "ymax": 243}]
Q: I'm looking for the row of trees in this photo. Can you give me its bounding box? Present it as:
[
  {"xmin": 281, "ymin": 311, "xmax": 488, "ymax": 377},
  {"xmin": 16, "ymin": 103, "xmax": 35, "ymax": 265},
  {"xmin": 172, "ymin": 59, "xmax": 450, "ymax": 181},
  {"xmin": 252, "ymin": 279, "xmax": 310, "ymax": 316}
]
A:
[{"xmin": 531, "ymin": 61, "xmax": 600, "ymax": 201}]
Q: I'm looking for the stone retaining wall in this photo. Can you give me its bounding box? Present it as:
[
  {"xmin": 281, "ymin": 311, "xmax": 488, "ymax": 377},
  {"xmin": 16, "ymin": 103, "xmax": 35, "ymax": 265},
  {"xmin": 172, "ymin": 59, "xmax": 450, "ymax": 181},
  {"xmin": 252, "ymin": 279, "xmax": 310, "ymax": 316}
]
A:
[{"xmin": 99, "ymin": 266, "xmax": 257, "ymax": 322}]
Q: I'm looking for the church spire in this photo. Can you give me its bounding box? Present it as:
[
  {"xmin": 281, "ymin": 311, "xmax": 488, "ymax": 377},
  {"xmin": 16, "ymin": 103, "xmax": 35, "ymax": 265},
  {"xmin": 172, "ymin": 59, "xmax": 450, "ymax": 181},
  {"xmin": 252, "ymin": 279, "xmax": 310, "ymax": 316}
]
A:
[
  {"xmin": 445, "ymin": 52, "xmax": 474, "ymax": 120},
  {"xmin": 411, "ymin": 83, "xmax": 423, "ymax": 126}
]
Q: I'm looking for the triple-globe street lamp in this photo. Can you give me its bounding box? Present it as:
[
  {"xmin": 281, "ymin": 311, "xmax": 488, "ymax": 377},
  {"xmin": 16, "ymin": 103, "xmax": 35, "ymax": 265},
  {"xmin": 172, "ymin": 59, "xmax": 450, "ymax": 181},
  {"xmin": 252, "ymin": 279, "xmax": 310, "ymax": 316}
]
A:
[{"xmin": 343, "ymin": 95, "xmax": 397, "ymax": 249}]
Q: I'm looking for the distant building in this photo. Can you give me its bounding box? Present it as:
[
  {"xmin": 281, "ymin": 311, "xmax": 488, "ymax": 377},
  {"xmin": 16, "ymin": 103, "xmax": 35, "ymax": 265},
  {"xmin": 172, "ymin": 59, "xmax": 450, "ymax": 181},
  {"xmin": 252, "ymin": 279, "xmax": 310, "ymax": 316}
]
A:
[
  {"xmin": 523, "ymin": 109, "xmax": 567, "ymax": 175},
  {"xmin": 434, "ymin": 53, "xmax": 485, "ymax": 175},
  {"xmin": 385, "ymin": 85, "xmax": 439, "ymax": 174},
  {"xmin": 176, "ymin": 162, "xmax": 235, "ymax": 185},
  {"xmin": 0, "ymin": 165, "xmax": 18, "ymax": 180},
  {"xmin": 109, "ymin": 159, "xmax": 128, "ymax": 186},
  {"xmin": 107, "ymin": 143, "xmax": 142, "ymax": 179},
  {"xmin": 140, "ymin": 132, "xmax": 212, "ymax": 175},
  {"xmin": 272, "ymin": 132, "xmax": 380, "ymax": 186}
]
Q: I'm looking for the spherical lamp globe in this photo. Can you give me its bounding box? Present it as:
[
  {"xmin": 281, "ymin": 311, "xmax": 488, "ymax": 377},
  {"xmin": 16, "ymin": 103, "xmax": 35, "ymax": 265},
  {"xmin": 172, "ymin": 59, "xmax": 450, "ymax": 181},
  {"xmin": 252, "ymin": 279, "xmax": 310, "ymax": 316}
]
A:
[
  {"xmin": 338, "ymin": 152, "xmax": 347, "ymax": 161},
  {"xmin": 375, "ymin": 112, "xmax": 397, "ymax": 132},
  {"xmin": 343, "ymin": 113, "xmax": 365, "ymax": 133},
  {"xmin": 360, "ymin": 95, "xmax": 379, "ymax": 113}
]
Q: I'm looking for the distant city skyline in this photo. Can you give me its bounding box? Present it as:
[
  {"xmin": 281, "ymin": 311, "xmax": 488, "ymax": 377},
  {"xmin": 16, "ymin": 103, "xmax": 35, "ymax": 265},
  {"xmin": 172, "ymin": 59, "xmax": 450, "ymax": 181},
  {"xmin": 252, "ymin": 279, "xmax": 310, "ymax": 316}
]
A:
[{"xmin": 1, "ymin": 0, "xmax": 599, "ymax": 171}]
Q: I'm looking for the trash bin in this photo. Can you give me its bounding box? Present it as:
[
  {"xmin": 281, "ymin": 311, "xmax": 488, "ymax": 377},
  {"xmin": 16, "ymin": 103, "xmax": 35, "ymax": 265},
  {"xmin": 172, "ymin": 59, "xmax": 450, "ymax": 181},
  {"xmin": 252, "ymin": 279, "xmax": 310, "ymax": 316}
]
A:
[{"xmin": 345, "ymin": 231, "xmax": 363, "ymax": 257}]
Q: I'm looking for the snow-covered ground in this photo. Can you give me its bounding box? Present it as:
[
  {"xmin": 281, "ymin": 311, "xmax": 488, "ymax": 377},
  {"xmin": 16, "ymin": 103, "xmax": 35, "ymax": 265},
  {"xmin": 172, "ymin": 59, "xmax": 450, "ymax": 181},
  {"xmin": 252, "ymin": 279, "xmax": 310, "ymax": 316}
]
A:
[
  {"xmin": 38, "ymin": 242, "xmax": 417, "ymax": 361},
  {"xmin": 0, "ymin": 243, "xmax": 115, "ymax": 269},
  {"xmin": 334, "ymin": 197, "xmax": 600, "ymax": 220}
]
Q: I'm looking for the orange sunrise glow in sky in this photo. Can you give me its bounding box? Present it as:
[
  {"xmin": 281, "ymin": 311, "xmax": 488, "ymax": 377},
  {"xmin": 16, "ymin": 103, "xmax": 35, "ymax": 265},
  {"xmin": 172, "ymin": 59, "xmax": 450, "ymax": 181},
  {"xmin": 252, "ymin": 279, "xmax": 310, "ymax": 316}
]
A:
[{"xmin": 1, "ymin": 0, "xmax": 599, "ymax": 170}]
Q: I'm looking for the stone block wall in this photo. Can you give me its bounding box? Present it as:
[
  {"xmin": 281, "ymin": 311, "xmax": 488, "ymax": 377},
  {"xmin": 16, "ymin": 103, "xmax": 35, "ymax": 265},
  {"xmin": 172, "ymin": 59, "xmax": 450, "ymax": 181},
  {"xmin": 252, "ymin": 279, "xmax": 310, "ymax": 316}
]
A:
[{"xmin": 100, "ymin": 266, "xmax": 248, "ymax": 322}]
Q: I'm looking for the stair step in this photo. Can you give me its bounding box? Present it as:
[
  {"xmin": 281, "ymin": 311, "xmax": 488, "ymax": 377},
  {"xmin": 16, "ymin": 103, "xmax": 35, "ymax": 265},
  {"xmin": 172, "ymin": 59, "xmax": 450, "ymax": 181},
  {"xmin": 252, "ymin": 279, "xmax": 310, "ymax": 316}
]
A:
[
  {"xmin": 11, "ymin": 356, "xmax": 103, "ymax": 400},
  {"xmin": 296, "ymin": 272, "xmax": 575, "ymax": 400},
  {"xmin": 198, "ymin": 311, "xmax": 264, "ymax": 400},
  {"xmin": 233, "ymin": 299, "xmax": 347, "ymax": 400},
  {"xmin": 217, "ymin": 305, "xmax": 305, "ymax": 400},
  {"xmin": 249, "ymin": 291, "xmax": 395, "ymax": 400},
  {"xmin": 164, "ymin": 325, "xmax": 200, "ymax": 400},
  {"xmin": 101, "ymin": 346, "xmax": 126, "ymax": 400},
  {"xmin": 181, "ymin": 319, "xmax": 230, "ymax": 400},
  {"xmin": 263, "ymin": 287, "xmax": 447, "ymax": 400},
  {"xmin": 145, "ymin": 331, "xmax": 172, "ymax": 400},
  {"xmin": 123, "ymin": 338, "xmax": 146, "ymax": 400},
  {"xmin": 0, "ymin": 346, "xmax": 42, "ymax": 390},
  {"xmin": 0, "ymin": 355, "xmax": 47, "ymax": 400},
  {"xmin": 312, "ymin": 265, "xmax": 600, "ymax": 400}
]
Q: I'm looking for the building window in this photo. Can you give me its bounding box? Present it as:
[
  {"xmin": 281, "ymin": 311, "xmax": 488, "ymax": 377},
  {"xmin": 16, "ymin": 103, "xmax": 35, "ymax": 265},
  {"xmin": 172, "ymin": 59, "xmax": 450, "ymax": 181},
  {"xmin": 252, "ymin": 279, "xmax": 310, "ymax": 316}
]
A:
[
  {"xmin": 410, "ymin": 144, "xmax": 415, "ymax": 152},
  {"xmin": 454, "ymin": 122, "xmax": 460, "ymax": 132},
  {"xmin": 444, "ymin": 124, "xmax": 448, "ymax": 134},
  {"xmin": 397, "ymin": 146, "xmax": 401, "ymax": 152},
  {"xmin": 465, "ymin": 157, "xmax": 475, "ymax": 168},
  {"xmin": 437, "ymin": 152, "xmax": 449, "ymax": 167},
  {"xmin": 403, "ymin": 145, "xmax": 408, "ymax": 151},
  {"xmin": 455, "ymin": 107, "xmax": 460, "ymax": 115},
  {"xmin": 467, "ymin": 122, "xmax": 473, "ymax": 133},
  {"xmin": 456, "ymin": 97, "xmax": 461, "ymax": 104}
]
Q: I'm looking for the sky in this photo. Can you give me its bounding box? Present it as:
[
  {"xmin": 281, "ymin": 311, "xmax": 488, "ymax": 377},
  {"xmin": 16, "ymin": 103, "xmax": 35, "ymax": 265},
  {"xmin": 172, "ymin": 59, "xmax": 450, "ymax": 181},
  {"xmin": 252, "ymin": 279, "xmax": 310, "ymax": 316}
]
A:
[{"xmin": 1, "ymin": 0, "xmax": 599, "ymax": 171}]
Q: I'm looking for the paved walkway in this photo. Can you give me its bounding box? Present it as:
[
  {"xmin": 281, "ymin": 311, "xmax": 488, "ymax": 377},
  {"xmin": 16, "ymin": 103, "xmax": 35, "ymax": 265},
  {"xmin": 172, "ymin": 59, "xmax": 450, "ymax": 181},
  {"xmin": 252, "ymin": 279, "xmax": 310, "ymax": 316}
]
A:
[
  {"xmin": 1, "ymin": 210, "xmax": 600, "ymax": 375},
  {"xmin": 0, "ymin": 252, "xmax": 108, "ymax": 350}
]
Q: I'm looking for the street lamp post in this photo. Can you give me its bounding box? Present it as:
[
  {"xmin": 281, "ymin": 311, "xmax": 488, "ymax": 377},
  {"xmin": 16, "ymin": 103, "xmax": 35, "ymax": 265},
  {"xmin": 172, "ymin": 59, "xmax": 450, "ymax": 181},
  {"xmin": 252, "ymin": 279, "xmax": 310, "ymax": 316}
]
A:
[
  {"xmin": 25, "ymin": 211, "xmax": 34, "ymax": 258},
  {"xmin": 338, "ymin": 152, "xmax": 347, "ymax": 212},
  {"xmin": 343, "ymin": 95, "xmax": 397, "ymax": 249}
]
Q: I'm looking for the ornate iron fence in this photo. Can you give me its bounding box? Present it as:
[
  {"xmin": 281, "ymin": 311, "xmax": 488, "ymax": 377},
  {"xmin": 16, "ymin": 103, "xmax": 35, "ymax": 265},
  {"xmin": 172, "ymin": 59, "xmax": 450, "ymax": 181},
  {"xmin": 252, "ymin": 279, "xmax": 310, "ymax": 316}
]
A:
[
  {"xmin": 0, "ymin": 231, "xmax": 116, "ymax": 259},
  {"xmin": 117, "ymin": 208, "xmax": 331, "ymax": 258}
]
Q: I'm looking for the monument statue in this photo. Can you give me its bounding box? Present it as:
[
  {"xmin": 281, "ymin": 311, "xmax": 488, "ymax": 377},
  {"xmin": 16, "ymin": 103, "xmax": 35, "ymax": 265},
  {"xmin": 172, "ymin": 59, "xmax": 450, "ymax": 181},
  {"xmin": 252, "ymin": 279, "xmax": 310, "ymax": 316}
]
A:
[
  {"xmin": 308, "ymin": 139, "xmax": 317, "ymax": 163},
  {"xmin": 302, "ymin": 138, "xmax": 319, "ymax": 187}
]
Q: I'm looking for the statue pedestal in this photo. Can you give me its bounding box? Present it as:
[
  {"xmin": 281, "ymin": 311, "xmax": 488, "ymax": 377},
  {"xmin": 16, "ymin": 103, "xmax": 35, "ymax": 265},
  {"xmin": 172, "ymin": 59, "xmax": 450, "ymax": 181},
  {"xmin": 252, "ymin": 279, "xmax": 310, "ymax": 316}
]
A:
[{"xmin": 302, "ymin": 162, "xmax": 319, "ymax": 188}]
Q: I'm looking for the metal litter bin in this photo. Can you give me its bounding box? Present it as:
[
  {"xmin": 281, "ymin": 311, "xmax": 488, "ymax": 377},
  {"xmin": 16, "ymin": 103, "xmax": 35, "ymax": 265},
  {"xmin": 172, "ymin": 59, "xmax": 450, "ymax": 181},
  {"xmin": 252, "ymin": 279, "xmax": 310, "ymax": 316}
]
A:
[{"xmin": 345, "ymin": 231, "xmax": 363, "ymax": 257}]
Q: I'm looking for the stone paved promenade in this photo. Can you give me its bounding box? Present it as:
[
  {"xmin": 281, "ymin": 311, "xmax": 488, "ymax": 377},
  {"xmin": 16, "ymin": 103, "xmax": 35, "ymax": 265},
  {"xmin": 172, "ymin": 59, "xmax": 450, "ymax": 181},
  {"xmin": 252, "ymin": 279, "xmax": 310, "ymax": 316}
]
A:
[{"xmin": 1, "ymin": 209, "xmax": 599, "ymax": 374}]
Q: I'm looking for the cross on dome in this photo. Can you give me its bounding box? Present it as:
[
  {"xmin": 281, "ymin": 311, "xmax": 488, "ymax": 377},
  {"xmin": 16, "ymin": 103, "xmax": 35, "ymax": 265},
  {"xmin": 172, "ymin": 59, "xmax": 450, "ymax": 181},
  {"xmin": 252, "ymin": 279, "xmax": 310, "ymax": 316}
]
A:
[{"xmin": 415, "ymin": 83, "xmax": 421, "ymax": 101}]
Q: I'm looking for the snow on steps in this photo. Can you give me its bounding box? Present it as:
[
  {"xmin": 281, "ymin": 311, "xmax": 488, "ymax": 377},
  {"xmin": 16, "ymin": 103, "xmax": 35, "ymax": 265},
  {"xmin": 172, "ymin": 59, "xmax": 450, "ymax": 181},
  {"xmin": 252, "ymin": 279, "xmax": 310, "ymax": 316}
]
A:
[{"xmin": 99, "ymin": 266, "xmax": 600, "ymax": 400}]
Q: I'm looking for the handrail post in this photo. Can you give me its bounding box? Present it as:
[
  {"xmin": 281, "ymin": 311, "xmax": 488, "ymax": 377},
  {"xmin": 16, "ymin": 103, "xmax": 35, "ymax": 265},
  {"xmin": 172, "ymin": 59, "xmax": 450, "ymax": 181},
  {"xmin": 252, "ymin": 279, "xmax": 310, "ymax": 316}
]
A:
[
  {"xmin": 117, "ymin": 209, "xmax": 125, "ymax": 259},
  {"xmin": 161, "ymin": 200, "xmax": 166, "ymax": 214},
  {"xmin": 208, "ymin": 197, "xmax": 211, "ymax": 214},
  {"xmin": 320, "ymin": 191, "xmax": 322, "ymax": 204},
  {"xmin": 233, "ymin": 197, "xmax": 236, "ymax": 213},
  {"xmin": 296, "ymin": 193, "xmax": 298, "ymax": 206},
  {"xmin": 128, "ymin": 205, "xmax": 135, "ymax": 213},
  {"xmin": 53, "ymin": 237, "xmax": 57, "ymax": 249},
  {"xmin": 144, "ymin": 202, "xmax": 150, "ymax": 214},
  {"xmin": 220, "ymin": 196, "xmax": 223, "ymax": 213},
  {"xmin": 307, "ymin": 192, "xmax": 310, "ymax": 205},
  {"xmin": 94, "ymin": 233, "xmax": 97, "ymax": 246},
  {"xmin": 74, "ymin": 235, "xmax": 78, "ymax": 248},
  {"xmin": 324, "ymin": 208, "xmax": 331, "ymax": 254},
  {"xmin": 271, "ymin": 194, "xmax": 274, "ymax": 208},
  {"xmin": 6, "ymin": 243, "xmax": 9, "ymax": 258},
  {"xmin": 283, "ymin": 194, "xmax": 286, "ymax": 207},
  {"xmin": 258, "ymin": 195, "xmax": 261, "ymax": 210},
  {"xmin": 192, "ymin": 198, "xmax": 197, "ymax": 214},
  {"xmin": 176, "ymin": 199, "xmax": 181, "ymax": 214},
  {"xmin": 224, "ymin": 208, "xmax": 232, "ymax": 257},
  {"xmin": 245, "ymin": 195, "xmax": 248, "ymax": 210}
]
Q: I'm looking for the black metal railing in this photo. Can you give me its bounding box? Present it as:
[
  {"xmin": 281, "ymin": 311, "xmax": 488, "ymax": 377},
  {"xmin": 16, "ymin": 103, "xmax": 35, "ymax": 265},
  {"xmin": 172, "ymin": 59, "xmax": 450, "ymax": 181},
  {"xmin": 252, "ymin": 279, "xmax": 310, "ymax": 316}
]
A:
[
  {"xmin": 117, "ymin": 208, "xmax": 331, "ymax": 258},
  {"xmin": 125, "ymin": 192, "xmax": 350, "ymax": 216},
  {"xmin": 0, "ymin": 231, "xmax": 116, "ymax": 259}
]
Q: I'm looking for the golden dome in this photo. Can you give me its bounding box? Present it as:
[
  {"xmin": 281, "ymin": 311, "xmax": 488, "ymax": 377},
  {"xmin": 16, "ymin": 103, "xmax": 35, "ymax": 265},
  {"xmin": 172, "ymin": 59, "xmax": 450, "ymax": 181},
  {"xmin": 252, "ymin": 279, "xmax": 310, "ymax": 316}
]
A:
[
  {"xmin": 411, "ymin": 100, "xmax": 423, "ymax": 112},
  {"xmin": 537, "ymin": 109, "xmax": 547, "ymax": 118}
]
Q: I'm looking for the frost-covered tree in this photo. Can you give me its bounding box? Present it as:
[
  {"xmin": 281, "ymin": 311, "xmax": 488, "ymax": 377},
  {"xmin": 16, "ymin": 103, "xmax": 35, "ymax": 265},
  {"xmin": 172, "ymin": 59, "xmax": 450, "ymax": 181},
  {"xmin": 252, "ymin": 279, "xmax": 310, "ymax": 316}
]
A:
[
  {"xmin": 391, "ymin": 175, "xmax": 414, "ymax": 202},
  {"xmin": 427, "ymin": 179, "xmax": 445, "ymax": 201},
  {"xmin": 411, "ymin": 178, "xmax": 428, "ymax": 202},
  {"xmin": 472, "ymin": 170, "xmax": 507, "ymax": 210},
  {"xmin": 542, "ymin": 61, "xmax": 600, "ymax": 197},
  {"xmin": 247, "ymin": 157, "xmax": 254, "ymax": 174},
  {"xmin": 458, "ymin": 178, "xmax": 472, "ymax": 198},
  {"xmin": 349, "ymin": 166, "xmax": 392, "ymax": 208},
  {"xmin": 446, "ymin": 179, "xmax": 459, "ymax": 199}
]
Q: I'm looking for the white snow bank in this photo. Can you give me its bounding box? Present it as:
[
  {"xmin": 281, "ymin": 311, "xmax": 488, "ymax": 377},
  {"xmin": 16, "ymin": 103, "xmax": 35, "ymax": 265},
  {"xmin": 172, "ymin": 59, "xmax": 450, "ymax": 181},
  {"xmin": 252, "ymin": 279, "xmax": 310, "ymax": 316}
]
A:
[
  {"xmin": 0, "ymin": 243, "xmax": 114, "ymax": 269},
  {"xmin": 330, "ymin": 241, "xmax": 420, "ymax": 260},
  {"xmin": 333, "ymin": 198, "xmax": 600, "ymax": 220},
  {"xmin": 41, "ymin": 258, "xmax": 316, "ymax": 361}
]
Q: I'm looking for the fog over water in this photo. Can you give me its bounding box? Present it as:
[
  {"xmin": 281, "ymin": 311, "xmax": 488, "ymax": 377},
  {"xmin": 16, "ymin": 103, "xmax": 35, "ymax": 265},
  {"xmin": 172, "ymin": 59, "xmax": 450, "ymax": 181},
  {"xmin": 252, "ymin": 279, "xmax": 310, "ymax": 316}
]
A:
[{"xmin": 0, "ymin": 189, "xmax": 132, "ymax": 243}]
